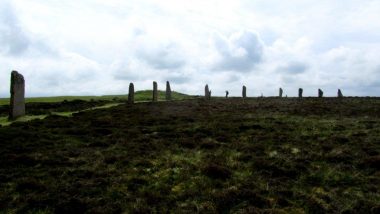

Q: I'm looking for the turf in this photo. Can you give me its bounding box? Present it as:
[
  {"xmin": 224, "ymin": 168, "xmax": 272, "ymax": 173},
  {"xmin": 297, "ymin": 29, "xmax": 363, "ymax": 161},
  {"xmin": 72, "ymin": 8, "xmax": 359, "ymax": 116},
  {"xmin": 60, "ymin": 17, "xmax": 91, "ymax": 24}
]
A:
[{"xmin": 0, "ymin": 97, "xmax": 380, "ymax": 213}]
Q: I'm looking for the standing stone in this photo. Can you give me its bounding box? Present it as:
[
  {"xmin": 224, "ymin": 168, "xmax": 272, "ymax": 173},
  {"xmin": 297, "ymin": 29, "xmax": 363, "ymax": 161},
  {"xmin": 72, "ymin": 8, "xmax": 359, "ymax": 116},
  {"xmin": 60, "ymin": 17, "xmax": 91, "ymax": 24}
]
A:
[
  {"xmin": 128, "ymin": 83, "xmax": 134, "ymax": 104},
  {"xmin": 205, "ymin": 84, "xmax": 210, "ymax": 100},
  {"xmin": 225, "ymin": 91, "xmax": 229, "ymax": 98},
  {"xmin": 279, "ymin": 88, "xmax": 283, "ymax": 98},
  {"xmin": 338, "ymin": 89, "xmax": 343, "ymax": 98},
  {"xmin": 298, "ymin": 88, "xmax": 303, "ymax": 98},
  {"xmin": 165, "ymin": 81, "xmax": 171, "ymax": 101},
  {"xmin": 242, "ymin": 86, "xmax": 247, "ymax": 98},
  {"xmin": 318, "ymin": 89, "xmax": 324, "ymax": 98},
  {"xmin": 153, "ymin": 81, "xmax": 158, "ymax": 102},
  {"xmin": 9, "ymin": 71, "xmax": 25, "ymax": 119}
]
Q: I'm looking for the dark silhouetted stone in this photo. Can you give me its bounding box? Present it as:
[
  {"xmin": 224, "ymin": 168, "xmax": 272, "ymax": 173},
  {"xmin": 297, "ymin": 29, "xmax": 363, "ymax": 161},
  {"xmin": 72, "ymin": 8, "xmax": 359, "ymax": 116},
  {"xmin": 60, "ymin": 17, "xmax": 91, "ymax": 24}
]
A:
[
  {"xmin": 318, "ymin": 89, "xmax": 323, "ymax": 98},
  {"xmin": 338, "ymin": 89, "xmax": 343, "ymax": 98},
  {"xmin": 242, "ymin": 86, "xmax": 247, "ymax": 98},
  {"xmin": 128, "ymin": 83, "xmax": 134, "ymax": 104},
  {"xmin": 205, "ymin": 84, "xmax": 211, "ymax": 100},
  {"xmin": 153, "ymin": 81, "xmax": 158, "ymax": 102},
  {"xmin": 279, "ymin": 88, "xmax": 283, "ymax": 98},
  {"xmin": 298, "ymin": 88, "xmax": 303, "ymax": 98},
  {"xmin": 165, "ymin": 81, "xmax": 171, "ymax": 101},
  {"xmin": 225, "ymin": 91, "xmax": 229, "ymax": 98},
  {"xmin": 9, "ymin": 71, "xmax": 25, "ymax": 120}
]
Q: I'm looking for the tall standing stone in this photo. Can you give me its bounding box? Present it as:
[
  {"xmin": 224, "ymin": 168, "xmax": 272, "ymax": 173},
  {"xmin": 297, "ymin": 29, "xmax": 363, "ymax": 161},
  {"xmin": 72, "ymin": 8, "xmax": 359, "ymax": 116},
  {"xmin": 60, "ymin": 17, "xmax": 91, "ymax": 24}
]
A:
[
  {"xmin": 338, "ymin": 89, "xmax": 343, "ymax": 98},
  {"xmin": 205, "ymin": 84, "xmax": 210, "ymax": 100},
  {"xmin": 128, "ymin": 83, "xmax": 134, "ymax": 104},
  {"xmin": 279, "ymin": 88, "xmax": 283, "ymax": 98},
  {"xmin": 318, "ymin": 89, "xmax": 324, "ymax": 98},
  {"xmin": 165, "ymin": 81, "xmax": 171, "ymax": 101},
  {"xmin": 242, "ymin": 86, "xmax": 247, "ymax": 98},
  {"xmin": 225, "ymin": 91, "xmax": 229, "ymax": 98},
  {"xmin": 9, "ymin": 71, "xmax": 25, "ymax": 119},
  {"xmin": 153, "ymin": 81, "xmax": 158, "ymax": 102},
  {"xmin": 298, "ymin": 88, "xmax": 303, "ymax": 98}
]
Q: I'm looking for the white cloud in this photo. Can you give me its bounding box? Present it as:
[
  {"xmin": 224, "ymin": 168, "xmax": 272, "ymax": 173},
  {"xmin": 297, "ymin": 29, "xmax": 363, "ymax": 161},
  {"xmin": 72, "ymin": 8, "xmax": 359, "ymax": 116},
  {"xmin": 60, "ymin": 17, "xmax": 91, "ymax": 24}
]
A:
[
  {"xmin": 0, "ymin": 0, "xmax": 379, "ymax": 97},
  {"xmin": 212, "ymin": 31, "xmax": 264, "ymax": 72}
]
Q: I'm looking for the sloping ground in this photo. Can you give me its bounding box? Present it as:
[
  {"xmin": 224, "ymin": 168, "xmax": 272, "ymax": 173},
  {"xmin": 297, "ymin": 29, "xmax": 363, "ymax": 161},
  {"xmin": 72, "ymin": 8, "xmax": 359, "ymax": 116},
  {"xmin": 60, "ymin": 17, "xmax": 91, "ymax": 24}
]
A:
[
  {"xmin": 0, "ymin": 98, "xmax": 380, "ymax": 213},
  {"xmin": 0, "ymin": 91, "xmax": 191, "ymax": 106}
]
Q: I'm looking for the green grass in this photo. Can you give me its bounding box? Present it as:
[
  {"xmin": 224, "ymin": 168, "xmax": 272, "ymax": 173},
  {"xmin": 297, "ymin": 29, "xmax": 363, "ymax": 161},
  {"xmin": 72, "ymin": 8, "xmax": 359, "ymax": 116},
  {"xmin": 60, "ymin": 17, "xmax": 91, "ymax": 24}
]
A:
[
  {"xmin": 0, "ymin": 90, "xmax": 192, "ymax": 105},
  {"xmin": 0, "ymin": 115, "xmax": 48, "ymax": 126},
  {"xmin": 0, "ymin": 103, "xmax": 123, "ymax": 126}
]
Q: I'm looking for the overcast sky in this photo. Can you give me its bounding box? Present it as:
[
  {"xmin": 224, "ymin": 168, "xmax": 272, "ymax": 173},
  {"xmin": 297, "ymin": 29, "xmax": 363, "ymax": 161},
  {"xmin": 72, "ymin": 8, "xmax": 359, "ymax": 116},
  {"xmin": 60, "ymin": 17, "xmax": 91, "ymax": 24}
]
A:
[{"xmin": 1, "ymin": 0, "xmax": 380, "ymax": 97}]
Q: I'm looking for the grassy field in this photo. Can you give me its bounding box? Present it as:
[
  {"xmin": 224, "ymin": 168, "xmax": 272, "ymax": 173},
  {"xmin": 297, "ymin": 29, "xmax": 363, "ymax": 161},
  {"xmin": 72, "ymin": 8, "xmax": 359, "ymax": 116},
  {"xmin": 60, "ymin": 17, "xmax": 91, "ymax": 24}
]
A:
[
  {"xmin": 0, "ymin": 90, "xmax": 191, "ymax": 126},
  {"xmin": 0, "ymin": 97, "xmax": 380, "ymax": 213},
  {"xmin": 0, "ymin": 90, "xmax": 192, "ymax": 105}
]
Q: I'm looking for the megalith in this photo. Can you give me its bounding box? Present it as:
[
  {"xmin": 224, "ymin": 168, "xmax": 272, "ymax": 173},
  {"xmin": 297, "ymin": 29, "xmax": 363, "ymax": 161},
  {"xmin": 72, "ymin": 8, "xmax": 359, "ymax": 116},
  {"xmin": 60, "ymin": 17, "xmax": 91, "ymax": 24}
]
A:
[
  {"xmin": 225, "ymin": 91, "xmax": 229, "ymax": 98},
  {"xmin": 9, "ymin": 71, "xmax": 25, "ymax": 120},
  {"xmin": 128, "ymin": 83, "xmax": 134, "ymax": 104},
  {"xmin": 279, "ymin": 88, "xmax": 283, "ymax": 98},
  {"xmin": 205, "ymin": 84, "xmax": 211, "ymax": 100},
  {"xmin": 338, "ymin": 89, "xmax": 343, "ymax": 98},
  {"xmin": 165, "ymin": 81, "xmax": 171, "ymax": 101},
  {"xmin": 153, "ymin": 81, "xmax": 158, "ymax": 102},
  {"xmin": 242, "ymin": 86, "xmax": 247, "ymax": 98},
  {"xmin": 318, "ymin": 89, "xmax": 324, "ymax": 98},
  {"xmin": 298, "ymin": 88, "xmax": 303, "ymax": 98}
]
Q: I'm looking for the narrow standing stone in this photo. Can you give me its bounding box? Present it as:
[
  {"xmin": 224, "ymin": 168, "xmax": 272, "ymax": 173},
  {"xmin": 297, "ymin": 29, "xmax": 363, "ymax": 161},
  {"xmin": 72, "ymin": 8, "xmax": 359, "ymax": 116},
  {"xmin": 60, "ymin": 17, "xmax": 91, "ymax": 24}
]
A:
[
  {"xmin": 298, "ymin": 88, "xmax": 303, "ymax": 98},
  {"xmin": 205, "ymin": 84, "xmax": 210, "ymax": 100},
  {"xmin": 165, "ymin": 81, "xmax": 171, "ymax": 101},
  {"xmin": 128, "ymin": 83, "xmax": 134, "ymax": 104},
  {"xmin": 279, "ymin": 88, "xmax": 283, "ymax": 98},
  {"xmin": 153, "ymin": 81, "xmax": 158, "ymax": 102},
  {"xmin": 338, "ymin": 89, "xmax": 343, "ymax": 98},
  {"xmin": 242, "ymin": 86, "xmax": 247, "ymax": 98},
  {"xmin": 9, "ymin": 71, "xmax": 25, "ymax": 120},
  {"xmin": 225, "ymin": 91, "xmax": 229, "ymax": 98},
  {"xmin": 318, "ymin": 89, "xmax": 324, "ymax": 98}
]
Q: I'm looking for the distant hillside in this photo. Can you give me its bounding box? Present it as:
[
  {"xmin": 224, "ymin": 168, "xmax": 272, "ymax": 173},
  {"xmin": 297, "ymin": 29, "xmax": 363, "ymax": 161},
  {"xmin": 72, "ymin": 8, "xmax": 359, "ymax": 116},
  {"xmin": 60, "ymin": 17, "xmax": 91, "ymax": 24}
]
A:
[{"xmin": 0, "ymin": 91, "xmax": 193, "ymax": 105}]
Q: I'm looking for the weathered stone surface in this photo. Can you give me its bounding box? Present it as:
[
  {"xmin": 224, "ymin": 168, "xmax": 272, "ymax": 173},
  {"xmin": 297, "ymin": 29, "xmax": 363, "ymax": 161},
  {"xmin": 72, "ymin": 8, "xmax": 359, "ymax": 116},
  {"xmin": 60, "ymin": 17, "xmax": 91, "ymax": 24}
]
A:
[
  {"xmin": 225, "ymin": 91, "xmax": 229, "ymax": 98},
  {"xmin": 338, "ymin": 89, "xmax": 343, "ymax": 98},
  {"xmin": 298, "ymin": 88, "xmax": 303, "ymax": 98},
  {"xmin": 279, "ymin": 88, "xmax": 283, "ymax": 98},
  {"xmin": 242, "ymin": 86, "xmax": 247, "ymax": 98},
  {"xmin": 205, "ymin": 84, "xmax": 211, "ymax": 100},
  {"xmin": 9, "ymin": 71, "xmax": 25, "ymax": 119},
  {"xmin": 128, "ymin": 83, "xmax": 134, "ymax": 104},
  {"xmin": 318, "ymin": 89, "xmax": 324, "ymax": 98},
  {"xmin": 153, "ymin": 81, "xmax": 158, "ymax": 102},
  {"xmin": 165, "ymin": 81, "xmax": 171, "ymax": 101}
]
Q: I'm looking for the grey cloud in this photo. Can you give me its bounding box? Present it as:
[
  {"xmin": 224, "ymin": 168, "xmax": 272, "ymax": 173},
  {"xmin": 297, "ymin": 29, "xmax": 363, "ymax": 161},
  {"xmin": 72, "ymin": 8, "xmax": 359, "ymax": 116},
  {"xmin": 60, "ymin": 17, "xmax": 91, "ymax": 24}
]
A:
[
  {"xmin": 114, "ymin": 71, "xmax": 138, "ymax": 81},
  {"xmin": 227, "ymin": 74, "xmax": 240, "ymax": 82},
  {"xmin": 213, "ymin": 31, "xmax": 264, "ymax": 72},
  {"xmin": 277, "ymin": 62, "xmax": 309, "ymax": 74},
  {"xmin": 113, "ymin": 69, "xmax": 141, "ymax": 81},
  {"xmin": 0, "ymin": 2, "xmax": 30, "ymax": 56},
  {"xmin": 137, "ymin": 42, "xmax": 186, "ymax": 70},
  {"xmin": 164, "ymin": 75, "xmax": 190, "ymax": 84}
]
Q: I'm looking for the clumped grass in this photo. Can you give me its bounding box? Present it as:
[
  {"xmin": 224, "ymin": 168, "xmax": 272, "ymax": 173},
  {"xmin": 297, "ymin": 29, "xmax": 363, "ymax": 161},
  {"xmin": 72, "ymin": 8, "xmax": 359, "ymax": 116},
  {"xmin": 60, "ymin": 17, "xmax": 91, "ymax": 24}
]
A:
[{"xmin": 0, "ymin": 97, "xmax": 380, "ymax": 213}]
